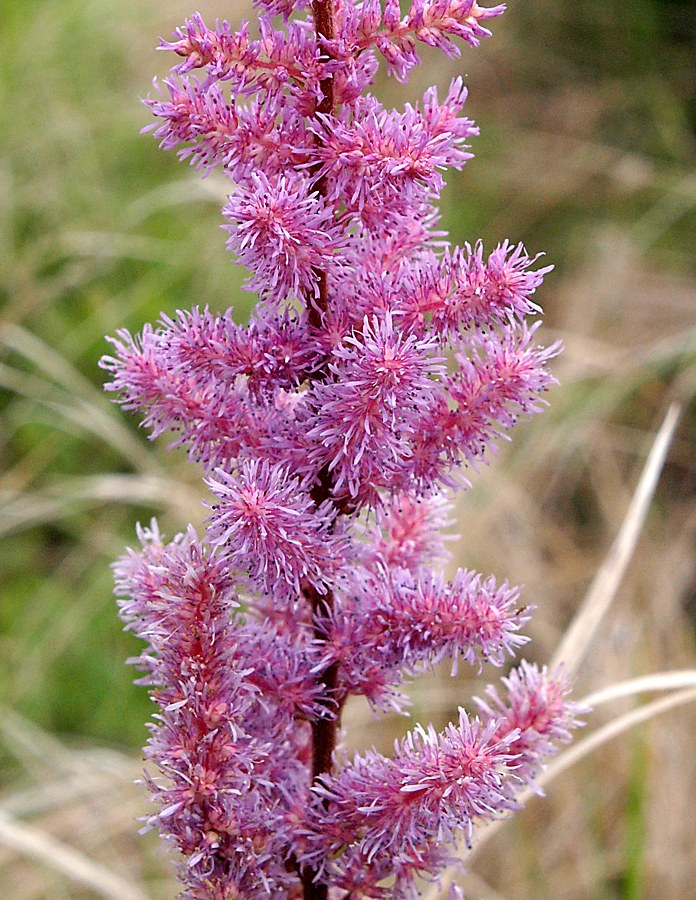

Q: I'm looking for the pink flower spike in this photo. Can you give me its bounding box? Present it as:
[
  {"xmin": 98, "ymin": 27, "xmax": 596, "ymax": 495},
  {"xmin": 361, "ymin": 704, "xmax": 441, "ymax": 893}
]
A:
[
  {"xmin": 107, "ymin": 0, "xmax": 581, "ymax": 892},
  {"xmin": 397, "ymin": 239, "xmax": 553, "ymax": 338},
  {"xmin": 113, "ymin": 525, "xmax": 303, "ymax": 894}
]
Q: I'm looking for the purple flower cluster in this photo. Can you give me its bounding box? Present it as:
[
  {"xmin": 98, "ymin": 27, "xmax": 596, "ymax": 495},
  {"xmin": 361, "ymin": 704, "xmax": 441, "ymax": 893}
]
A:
[{"xmin": 104, "ymin": 2, "xmax": 582, "ymax": 896}]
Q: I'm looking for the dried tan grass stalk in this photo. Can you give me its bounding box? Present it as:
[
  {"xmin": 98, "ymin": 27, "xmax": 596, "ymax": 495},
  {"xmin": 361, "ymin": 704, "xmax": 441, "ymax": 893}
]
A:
[
  {"xmin": 0, "ymin": 810, "xmax": 148, "ymax": 900},
  {"xmin": 551, "ymin": 402, "xmax": 681, "ymax": 675}
]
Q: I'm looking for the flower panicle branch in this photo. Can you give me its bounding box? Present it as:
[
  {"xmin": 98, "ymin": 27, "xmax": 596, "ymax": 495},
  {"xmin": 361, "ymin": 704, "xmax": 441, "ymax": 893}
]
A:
[{"xmin": 104, "ymin": 1, "xmax": 582, "ymax": 896}]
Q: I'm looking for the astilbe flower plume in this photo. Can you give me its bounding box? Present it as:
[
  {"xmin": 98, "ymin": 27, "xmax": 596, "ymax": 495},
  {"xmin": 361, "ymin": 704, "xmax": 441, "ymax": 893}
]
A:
[{"xmin": 103, "ymin": 2, "xmax": 583, "ymax": 897}]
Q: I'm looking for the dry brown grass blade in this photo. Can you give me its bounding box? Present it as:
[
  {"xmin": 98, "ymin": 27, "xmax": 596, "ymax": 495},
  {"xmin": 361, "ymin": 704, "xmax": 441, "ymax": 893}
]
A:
[
  {"xmin": 535, "ymin": 686, "xmax": 696, "ymax": 788},
  {"xmin": 582, "ymin": 670, "xmax": 696, "ymax": 708},
  {"xmin": 0, "ymin": 474, "xmax": 202, "ymax": 536},
  {"xmin": 0, "ymin": 810, "xmax": 148, "ymax": 900},
  {"xmin": 0, "ymin": 710, "xmax": 149, "ymax": 896},
  {"xmin": 550, "ymin": 402, "xmax": 681, "ymax": 676}
]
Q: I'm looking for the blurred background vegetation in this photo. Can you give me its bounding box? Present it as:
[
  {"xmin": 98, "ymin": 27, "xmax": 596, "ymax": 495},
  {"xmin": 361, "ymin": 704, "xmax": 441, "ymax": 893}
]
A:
[{"xmin": 1, "ymin": 1, "xmax": 694, "ymax": 897}]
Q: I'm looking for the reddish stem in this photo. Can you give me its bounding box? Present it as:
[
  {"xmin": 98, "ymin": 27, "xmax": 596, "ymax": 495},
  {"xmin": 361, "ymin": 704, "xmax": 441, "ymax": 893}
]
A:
[
  {"xmin": 312, "ymin": 0, "xmax": 336, "ymax": 116},
  {"xmin": 303, "ymin": 6, "xmax": 338, "ymax": 899},
  {"xmin": 307, "ymin": 0, "xmax": 337, "ymax": 332}
]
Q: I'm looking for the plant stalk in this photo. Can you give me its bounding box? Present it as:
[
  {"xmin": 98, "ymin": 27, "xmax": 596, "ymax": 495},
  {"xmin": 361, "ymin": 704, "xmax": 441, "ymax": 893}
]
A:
[{"xmin": 304, "ymin": 3, "xmax": 339, "ymax": 898}]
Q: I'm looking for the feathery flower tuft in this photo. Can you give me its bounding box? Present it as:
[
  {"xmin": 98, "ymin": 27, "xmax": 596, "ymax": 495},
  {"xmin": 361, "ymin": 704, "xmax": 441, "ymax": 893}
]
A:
[
  {"xmin": 321, "ymin": 566, "xmax": 531, "ymax": 711},
  {"xmin": 113, "ymin": 524, "xmax": 293, "ymax": 895},
  {"xmin": 307, "ymin": 313, "xmax": 446, "ymax": 503},
  {"xmin": 301, "ymin": 711, "xmax": 521, "ymax": 893},
  {"xmin": 475, "ymin": 661, "xmax": 587, "ymax": 782},
  {"xmin": 223, "ymin": 171, "xmax": 346, "ymax": 301},
  {"xmin": 206, "ymin": 458, "xmax": 345, "ymax": 596},
  {"xmin": 363, "ymin": 490, "xmax": 454, "ymax": 573}
]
